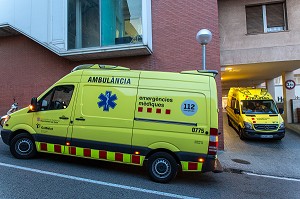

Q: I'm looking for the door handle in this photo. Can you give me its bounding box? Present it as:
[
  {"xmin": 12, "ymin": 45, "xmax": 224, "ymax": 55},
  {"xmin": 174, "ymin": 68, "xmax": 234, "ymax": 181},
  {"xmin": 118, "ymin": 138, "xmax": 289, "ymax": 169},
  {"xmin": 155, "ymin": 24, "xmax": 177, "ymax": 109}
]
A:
[
  {"xmin": 59, "ymin": 116, "xmax": 69, "ymax": 120},
  {"xmin": 75, "ymin": 117, "xmax": 85, "ymax": 121}
]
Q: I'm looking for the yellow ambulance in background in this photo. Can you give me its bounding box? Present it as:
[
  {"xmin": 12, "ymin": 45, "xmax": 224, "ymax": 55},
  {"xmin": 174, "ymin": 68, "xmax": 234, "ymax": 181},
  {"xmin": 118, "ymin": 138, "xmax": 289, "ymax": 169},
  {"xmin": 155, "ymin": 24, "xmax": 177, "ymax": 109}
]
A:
[
  {"xmin": 226, "ymin": 87, "xmax": 285, "ymax": 140},
  {"xmin": 1, "ymin": 64, "xmax": 222, "ymax": 183}
]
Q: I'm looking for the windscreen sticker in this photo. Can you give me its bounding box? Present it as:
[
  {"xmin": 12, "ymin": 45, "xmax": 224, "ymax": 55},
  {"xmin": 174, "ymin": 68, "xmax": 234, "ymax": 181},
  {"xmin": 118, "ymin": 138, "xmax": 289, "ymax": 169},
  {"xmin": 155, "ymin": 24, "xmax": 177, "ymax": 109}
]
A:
[
  {"xmin": 181, "ymin": 100, "xmax": 198, "ymax": 116},
  {"xmin": 97, "ymin": 91, "xmax": 118, "ymax": 111},
  {"xmin": 246, "ymin": 95, "xmax": 270, "ymax": 100}
]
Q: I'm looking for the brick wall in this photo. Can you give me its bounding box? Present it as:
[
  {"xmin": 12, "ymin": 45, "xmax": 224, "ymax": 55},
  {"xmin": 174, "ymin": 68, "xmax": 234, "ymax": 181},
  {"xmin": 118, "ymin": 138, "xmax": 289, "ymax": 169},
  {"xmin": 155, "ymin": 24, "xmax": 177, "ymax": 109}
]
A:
[
  {"xmin": 0, "ymin": 0, "xmax": 223, "ymax": 149},
  {"xmin": 0, "ymin": 36, "xmax": 73, "ymax": 113}
]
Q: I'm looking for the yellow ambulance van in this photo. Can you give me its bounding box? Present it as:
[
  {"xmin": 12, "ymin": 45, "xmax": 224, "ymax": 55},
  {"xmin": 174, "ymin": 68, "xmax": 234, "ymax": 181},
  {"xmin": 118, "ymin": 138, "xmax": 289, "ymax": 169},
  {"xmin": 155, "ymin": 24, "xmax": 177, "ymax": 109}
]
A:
[
  {"xmin": 226, "ymin": 87, "xmax": 285, "ymax": 140},
  {"xmin": 1, "ymin": 64, "xmax": 222, "ymax": 183}
]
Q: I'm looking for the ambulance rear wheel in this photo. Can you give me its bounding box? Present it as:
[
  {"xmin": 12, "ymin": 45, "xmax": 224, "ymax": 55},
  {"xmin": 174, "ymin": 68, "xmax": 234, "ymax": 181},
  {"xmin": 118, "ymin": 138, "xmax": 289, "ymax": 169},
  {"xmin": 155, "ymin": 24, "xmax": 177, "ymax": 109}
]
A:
[
  {"xmin": 147, "ymin": 152, "xmax": 178, "ymax": 183},
  {"xmin": 10, "ymin": 133, "xmax": 37, "ymax": 159}
]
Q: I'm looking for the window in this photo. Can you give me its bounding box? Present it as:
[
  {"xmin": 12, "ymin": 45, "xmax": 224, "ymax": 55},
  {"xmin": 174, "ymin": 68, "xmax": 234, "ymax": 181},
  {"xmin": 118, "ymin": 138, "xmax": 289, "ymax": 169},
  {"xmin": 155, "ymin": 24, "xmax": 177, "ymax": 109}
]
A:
[
  {"xmin": 294, "ymin": 74, "xmax": 300, "ymax": 85},
  {"xmin": 274, "ymin": 76, "xmax": 282, "ymax": 85},
  {"xmin": 39, "ymin": 85, "xmax": 74, "ymax": 111},
  {"xmin": 241, "ymin": 100, "xmax": 278, "ymax": 114},
  {"xmin": 68, "ymin": 0, "xmax": 143, "ymax": 49},
  {"xmin": 231, "ymin": 98, "xmax": 236, "ymax": 109},
  {"xmin": 236, "ymin": 101, "xmax": 240, "ymax": 110},
  {"xmin": 246, "ymin": 2, "xmax": 287, "ymax": 34}
]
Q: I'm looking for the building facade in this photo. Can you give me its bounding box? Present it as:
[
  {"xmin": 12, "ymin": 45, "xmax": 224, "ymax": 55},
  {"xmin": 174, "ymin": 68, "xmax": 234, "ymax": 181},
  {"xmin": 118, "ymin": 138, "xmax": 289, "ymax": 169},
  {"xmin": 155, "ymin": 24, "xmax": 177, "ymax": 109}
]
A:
[
  {"xmin": 0, "ymin": 0, "xmax": 223, "ymax": 147},
  {"xmin": 219, "ymin": 0, "xmax": 300, "ymax": 124}
]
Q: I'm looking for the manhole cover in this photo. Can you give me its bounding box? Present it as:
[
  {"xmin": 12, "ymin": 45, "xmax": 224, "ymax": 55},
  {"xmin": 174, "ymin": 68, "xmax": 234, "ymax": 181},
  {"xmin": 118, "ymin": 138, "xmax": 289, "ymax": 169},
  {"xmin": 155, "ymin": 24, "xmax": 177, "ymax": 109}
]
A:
[{"xmin": 231, "ymin": 159, "xmax": 251, "ymax": 164}]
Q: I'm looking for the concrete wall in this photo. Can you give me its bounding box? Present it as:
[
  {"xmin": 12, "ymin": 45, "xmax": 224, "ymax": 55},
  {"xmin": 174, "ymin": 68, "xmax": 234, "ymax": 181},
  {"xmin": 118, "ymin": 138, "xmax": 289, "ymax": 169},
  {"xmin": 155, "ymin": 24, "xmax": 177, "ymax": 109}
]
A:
[
  {"xmin": 219, "ymin": 0, "xmax": 300, "ymax": 65},
  {"xmin": 0, "ymin": 0, "xmax": 66, "ymax": 49}
]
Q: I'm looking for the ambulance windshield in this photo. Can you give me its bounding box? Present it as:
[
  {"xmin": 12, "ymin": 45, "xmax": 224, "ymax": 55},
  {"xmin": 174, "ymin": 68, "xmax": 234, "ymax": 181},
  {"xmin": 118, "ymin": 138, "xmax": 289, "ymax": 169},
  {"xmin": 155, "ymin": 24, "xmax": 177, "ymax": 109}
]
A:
[{"xmin": 241, "ymin": 100, "xmax": 279, "ymax": 114}]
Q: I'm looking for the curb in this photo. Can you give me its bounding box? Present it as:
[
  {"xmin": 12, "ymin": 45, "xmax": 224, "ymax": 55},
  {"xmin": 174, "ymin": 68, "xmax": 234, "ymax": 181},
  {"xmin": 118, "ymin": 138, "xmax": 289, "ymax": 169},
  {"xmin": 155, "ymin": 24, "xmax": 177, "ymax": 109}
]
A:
[{"xmin": 286, "ymin": 124, "xmax": 300, "ymax": 136}]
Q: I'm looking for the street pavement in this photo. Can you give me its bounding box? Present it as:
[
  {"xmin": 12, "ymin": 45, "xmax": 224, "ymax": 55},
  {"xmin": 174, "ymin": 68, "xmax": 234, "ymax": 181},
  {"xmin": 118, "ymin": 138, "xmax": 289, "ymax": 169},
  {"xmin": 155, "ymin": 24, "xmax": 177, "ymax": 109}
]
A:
[
  {"xmin": 1, "ymin": 117, "xmax": 300, "ymax": 198},
  {"xmin": 0, "ymin": 143, "xmax": 300, "ymax": 199},
  {"xmin": 219, "ymin": 112, "xmax": 300, "ymax": 179}
]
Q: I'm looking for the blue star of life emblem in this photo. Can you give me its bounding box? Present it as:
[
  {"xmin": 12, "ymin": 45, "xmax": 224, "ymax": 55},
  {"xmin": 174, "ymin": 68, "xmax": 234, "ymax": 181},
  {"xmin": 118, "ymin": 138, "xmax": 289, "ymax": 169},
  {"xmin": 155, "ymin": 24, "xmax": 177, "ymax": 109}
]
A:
[{"xmin": 97, "ymin": 91, "xmax": 118, "ymax": 111}]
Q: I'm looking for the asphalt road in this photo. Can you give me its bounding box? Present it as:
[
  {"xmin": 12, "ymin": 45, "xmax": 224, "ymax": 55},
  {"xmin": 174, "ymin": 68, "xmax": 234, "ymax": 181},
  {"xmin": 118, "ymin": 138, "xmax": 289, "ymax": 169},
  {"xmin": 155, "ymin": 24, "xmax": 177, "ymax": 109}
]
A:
[
  {"xmin": 220, "ymin": 112, "xmax": 300, "ymax": 179},
  {"xmin": 1, "ymin": 123, "xmax": 300, "ymax": 198}
]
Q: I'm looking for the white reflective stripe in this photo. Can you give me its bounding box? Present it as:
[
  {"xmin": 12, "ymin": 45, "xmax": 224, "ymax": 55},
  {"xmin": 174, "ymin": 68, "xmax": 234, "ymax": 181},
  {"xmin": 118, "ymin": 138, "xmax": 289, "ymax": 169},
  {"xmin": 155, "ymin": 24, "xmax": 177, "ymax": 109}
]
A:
[{"xmin": 244, "ymin": 172, "xmax": 300, "ymax": 182}]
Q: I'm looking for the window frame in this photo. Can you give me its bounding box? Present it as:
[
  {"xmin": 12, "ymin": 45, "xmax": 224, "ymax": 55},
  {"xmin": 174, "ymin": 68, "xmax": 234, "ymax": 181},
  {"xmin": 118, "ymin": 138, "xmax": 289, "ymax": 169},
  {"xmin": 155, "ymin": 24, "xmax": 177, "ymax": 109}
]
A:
[
  {"xmin": 38, "ymin": 85, "xmax": 75, "ymax": 112},
  {"xmin": 245, "ymin": 1, "xmax": 288, "ymax": 35},
  {"xmin": 231, "ymin": 98, "xmax": 237, "ymax": 109},
  {"xmin": 294, "ymin": 74, "xmax": 300, "ymax": 85},
  {"xmin": 66, "ymin": 0, "xmax": 148, "ymax": 50}
]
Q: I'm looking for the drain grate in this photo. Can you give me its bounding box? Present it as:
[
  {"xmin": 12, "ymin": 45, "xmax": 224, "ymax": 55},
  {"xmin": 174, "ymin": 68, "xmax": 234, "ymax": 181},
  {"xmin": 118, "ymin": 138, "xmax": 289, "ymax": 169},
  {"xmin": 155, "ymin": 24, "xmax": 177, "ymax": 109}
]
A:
[
  {"xmin": 231, "ymin": 159, "xmax": 251, "ymax": 164},
  {"xmin": 223, "ymin": 168, "xmax": 244, "ymax": 174}
]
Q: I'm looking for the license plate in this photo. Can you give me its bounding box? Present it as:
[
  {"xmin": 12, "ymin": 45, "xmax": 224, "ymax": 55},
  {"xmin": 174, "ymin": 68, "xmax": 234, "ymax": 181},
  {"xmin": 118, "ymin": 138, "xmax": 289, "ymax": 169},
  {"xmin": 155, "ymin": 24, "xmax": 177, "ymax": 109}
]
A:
[{"xmin": 260, "ymin": 135, "xmax": 273, "ymax": 138}]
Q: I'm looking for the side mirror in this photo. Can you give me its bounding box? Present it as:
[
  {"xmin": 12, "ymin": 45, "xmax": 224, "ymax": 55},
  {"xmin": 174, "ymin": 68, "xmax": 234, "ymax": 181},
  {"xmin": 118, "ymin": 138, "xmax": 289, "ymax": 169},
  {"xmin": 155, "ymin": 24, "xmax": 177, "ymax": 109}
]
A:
[
  {"xmin": 234, "ymin": 108, "xmax": 240, "ymax": 114},
  {"xmin": 279, "ymin": 108, "xmax": 284, "ymax": 114},
  {"xmin": 30, "ymin": 97, "xmax": 39, "ymax": 112}
]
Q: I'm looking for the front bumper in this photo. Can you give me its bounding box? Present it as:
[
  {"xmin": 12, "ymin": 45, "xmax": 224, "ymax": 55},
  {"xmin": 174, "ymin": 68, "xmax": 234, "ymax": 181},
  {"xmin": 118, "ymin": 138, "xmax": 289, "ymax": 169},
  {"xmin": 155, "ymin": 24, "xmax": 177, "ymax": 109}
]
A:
[
  {"xmin": 1, "ymin": 129, "xmax": 13, "ymax": 145},
  {"xmin": 244, "ymin": 129, "xmax": 285, "ymax": 139}
]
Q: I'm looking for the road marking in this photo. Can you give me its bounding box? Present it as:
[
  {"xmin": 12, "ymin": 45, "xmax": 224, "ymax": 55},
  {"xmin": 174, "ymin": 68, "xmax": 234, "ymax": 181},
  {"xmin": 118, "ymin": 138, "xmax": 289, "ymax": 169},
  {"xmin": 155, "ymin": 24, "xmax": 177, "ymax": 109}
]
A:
[
  {"xmin": 0, "ymin": 162, "xmax": 198, "ymax": 199},
  {"xmin": 244, "ymin": 172, "xmax": 300, "ymax": 182}
]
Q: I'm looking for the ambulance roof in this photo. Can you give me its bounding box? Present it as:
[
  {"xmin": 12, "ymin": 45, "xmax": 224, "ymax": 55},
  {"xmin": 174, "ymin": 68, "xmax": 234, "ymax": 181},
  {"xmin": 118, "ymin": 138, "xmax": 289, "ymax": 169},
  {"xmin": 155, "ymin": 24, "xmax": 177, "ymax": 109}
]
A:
[
  {"xmin": 229, "ymin": 87, "xmax": 273, "ymax": 100},
  {"xmin": 71, "ymin": 64, "xmax": 218, "ymax": 78}
]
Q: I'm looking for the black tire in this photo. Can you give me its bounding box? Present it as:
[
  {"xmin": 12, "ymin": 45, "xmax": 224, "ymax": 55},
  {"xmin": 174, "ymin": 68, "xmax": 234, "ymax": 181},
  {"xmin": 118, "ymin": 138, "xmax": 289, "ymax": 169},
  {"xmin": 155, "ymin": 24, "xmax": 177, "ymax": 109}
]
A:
[
  {"xmin": 239, "ymin": 128, "xmax": 246, "ymax": 140},
  {"xmin": 227, "ymin": 115, "xmax": 232, "ymax": 127},
  {"xmin": 147, "ymin": 152, "xmax": 178, "ymax": 183},
  {"xmin": 10, "ymin": 133, "xmax": 37, "ymax": 159}
]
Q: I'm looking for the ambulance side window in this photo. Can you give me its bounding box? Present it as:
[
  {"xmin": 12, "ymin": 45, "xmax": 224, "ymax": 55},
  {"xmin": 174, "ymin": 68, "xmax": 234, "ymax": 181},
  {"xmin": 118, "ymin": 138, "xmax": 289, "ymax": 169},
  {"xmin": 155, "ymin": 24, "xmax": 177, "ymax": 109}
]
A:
[
  {"xmin": 231, "ymin": 98, "xmax": 236, "ymax": 109},
  {"xmin": 236, "ymin": 101, "xmax": 240, "ymax": 110},
  {"xmin": 39, "ymin": 85, "xmax": 74, "ymax": 111}
]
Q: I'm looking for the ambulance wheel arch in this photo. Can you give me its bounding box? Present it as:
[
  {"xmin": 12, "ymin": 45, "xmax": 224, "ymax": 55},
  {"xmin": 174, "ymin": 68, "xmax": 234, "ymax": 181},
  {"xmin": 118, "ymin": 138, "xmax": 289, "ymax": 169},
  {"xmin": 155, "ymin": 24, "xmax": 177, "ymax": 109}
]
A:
[
  {"xmin": 11, "ymin": 124, "xmax": 37, "ymax": 137},
  {"xmin": 8, "ymin": 123, "xmax": 37, "ymax": 150},
  {"xmin": 9, "ymin": 132, "xmax": 37, "ymax": 159}
]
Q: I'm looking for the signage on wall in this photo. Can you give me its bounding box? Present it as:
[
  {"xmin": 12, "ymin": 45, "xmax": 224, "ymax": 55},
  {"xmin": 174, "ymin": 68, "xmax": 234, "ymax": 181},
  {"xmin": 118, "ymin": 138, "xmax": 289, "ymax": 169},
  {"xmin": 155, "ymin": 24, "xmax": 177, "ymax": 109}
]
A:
[{"xmin": 285, "ymin": 80, "xmax": 296, "ymax": 90}]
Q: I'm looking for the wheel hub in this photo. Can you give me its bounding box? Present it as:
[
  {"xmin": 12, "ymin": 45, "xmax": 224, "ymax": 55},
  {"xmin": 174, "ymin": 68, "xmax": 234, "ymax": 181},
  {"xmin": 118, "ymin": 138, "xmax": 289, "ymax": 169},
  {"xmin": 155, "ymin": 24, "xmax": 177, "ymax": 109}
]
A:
[
  {"xmin": 152, "ymin": 158, "xmax": 171, "ymax": 178},
  {"xmin": 16, "ymin": 139, "xmax": 32, "ymax": 154}
]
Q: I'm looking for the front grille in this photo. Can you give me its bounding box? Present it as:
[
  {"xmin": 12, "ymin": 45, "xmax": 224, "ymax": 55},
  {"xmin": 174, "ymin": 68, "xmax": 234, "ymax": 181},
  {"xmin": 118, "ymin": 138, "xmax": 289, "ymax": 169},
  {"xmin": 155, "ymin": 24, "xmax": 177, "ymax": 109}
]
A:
[{"xmin": 254, "ymin": 124, "xmax": 278, "ymax": 131}]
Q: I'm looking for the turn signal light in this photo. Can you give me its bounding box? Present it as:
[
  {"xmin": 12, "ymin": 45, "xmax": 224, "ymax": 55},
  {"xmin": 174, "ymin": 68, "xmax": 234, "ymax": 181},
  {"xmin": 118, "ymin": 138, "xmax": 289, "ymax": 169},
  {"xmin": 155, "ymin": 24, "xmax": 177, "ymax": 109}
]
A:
[
  {"xmin": 66, "ymin": 142, "xmax": 71, "ymax": 146},
  {"xmin": 134, "ymin": 151, "xmax": 140, "ymax": 155},
  {"xmin": 198, "ymin": 158, "xmax": 205, "ymax": 163}
]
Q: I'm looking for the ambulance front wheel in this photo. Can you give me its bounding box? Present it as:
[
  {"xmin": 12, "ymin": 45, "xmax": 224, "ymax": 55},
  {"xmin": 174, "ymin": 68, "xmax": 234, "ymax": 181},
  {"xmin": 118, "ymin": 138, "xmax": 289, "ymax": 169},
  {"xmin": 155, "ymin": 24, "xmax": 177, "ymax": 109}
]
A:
[
  {"xmin": 239, "ymin": 128, "xmax": 246, "ymax": 140},
  {"xmin": 227, "ymin": 115, "xmax": 233, "ymax": 127},
  {"xmin": 10, "ymin": 133, "xmax": 37, "ymax": 159},
  {"xmin": 147, "ymin": 152, "xmax": 178, "ymax": 183}
]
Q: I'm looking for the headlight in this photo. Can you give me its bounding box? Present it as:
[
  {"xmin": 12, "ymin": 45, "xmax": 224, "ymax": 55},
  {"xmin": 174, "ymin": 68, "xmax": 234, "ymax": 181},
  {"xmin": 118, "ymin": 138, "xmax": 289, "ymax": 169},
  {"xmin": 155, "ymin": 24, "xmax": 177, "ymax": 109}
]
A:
[
  {"xmin": 279, "ymin": 122, "xmax": 285, "ymax": 129},
  {"xmin": 244, "ymin": 122, "xmax": 253, "ymax": 129}
]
